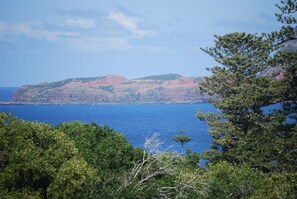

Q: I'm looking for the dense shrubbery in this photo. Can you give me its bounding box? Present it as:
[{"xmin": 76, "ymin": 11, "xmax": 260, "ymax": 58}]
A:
[
  {"xmin": 0, "ymin": 113, "xmax": 98, "ymax": 198},
  {"xmin": 1, "ymin": 113, "xmax": 296, "ymax": 198},
  {"xmin": 0, "ymin": 113, "xmax": 202, "ymax": 198}
]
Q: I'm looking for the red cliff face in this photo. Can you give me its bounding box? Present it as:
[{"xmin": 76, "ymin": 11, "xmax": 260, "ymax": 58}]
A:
[{"xmin": 12, "ymin": 74, "xmax": 206, "ymax": 104}]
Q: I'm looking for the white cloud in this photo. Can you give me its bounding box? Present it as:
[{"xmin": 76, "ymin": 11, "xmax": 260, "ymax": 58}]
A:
[
  {"xmin": 65, "ymin": 18, "xmax": 96, "ymax": 29},
  {"xmin": 0, "ymin": 20, "xmax": 132, "ymax": 52},
  {"xmin": 108, "ymin": 12, "xmax": 155, "ymax": 38},
  {"xmin": 12, "ymin": 22, "xmax": 58, "ymax": 41},
  {"xmin": 64, "ymin": 36, "xmax": 132, "ymax": 52},
  {"xmin": 0, "ymin": 21, "xmax": 77, "ymax": 42},
  {"xmin": 0, "ymin": 19, "xmax": 161, "ymax": 53},
  {"xmin": 109, "ymin": 12, "xmax": 138, "ymax": 31}
]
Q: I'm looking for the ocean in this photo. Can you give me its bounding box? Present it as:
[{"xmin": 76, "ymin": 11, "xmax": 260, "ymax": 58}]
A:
[{"xmin": 0, "ymin": 87, "xmax": 215, "ymax": 154}]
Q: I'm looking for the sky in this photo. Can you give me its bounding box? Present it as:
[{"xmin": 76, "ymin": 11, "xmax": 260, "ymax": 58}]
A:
[{"xmin": 0, "ymin": 0, "xmax": 283, "ymax": 86}]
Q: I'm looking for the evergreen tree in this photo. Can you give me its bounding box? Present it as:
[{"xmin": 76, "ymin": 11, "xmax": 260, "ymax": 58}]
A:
[
  {"xmin": 173, "ymin": 130, "xmax": 192, "ymax": 156},
  {"xmin": 198, "ymin": 0, "xmax": 296, "ymax": 172}
]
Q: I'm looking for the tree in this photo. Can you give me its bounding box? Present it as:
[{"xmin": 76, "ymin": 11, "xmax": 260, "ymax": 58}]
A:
[
  {"xmin": 197, "ymin": 32, "xmax": 275, "ymax": 170},
  {"xmin": 0, "ymin": 113, "xmax": 98, "ymax": 198},
  {"xmin": 197, "ymin": 0, "xmax": 296, "ymax": 172},
  {"xmin": 118, "ymin": 133, "xmax": 204, "ymax": 199},
  {"xmin": 275, "ymin": 0, "xmax": 297, "ymax": 24},
  {"xmin": 173, "ymin": 130, "xmax": 192, "ymax": 156},
  {"xmin": 203, "ymin": 161, "xmax": 297, "ymax": 199},
  {"xmin": 56, "ymin": 121, "xmax": 143, "ymax": 198}
]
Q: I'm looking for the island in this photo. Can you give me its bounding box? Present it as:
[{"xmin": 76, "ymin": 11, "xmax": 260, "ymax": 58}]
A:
[{"xmin": 8, "ymin": 74, "xmax": 208, "ymax": 104}]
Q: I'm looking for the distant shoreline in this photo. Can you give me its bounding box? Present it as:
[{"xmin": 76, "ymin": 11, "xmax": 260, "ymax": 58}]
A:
[{"xmin": 9, "ymin": 74, "xmax": 205, "ymax": 106}]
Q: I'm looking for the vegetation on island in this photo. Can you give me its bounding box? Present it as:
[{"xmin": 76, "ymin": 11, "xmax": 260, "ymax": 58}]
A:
[
  {"xmin": 0, "ymin": 0, "xmax": 296, "ymax": 198},
  {"xmin": 137, "ymin": 74, "xmax": 183, "ymax": 81}
]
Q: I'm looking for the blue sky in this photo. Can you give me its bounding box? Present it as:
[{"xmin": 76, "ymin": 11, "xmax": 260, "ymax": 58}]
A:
[{"xmin": 0, "ymin": 0, "xmax": 282, "ymax": 86}]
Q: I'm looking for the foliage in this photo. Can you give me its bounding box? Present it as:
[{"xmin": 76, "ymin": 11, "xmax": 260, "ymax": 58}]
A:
[
  {"xmin": 185, "ymin": 149, "xmax": 200, "ymax": 168},
  {"xmin": 203, "ymin": 161, "xmax": 297, "ymax": 199},
  {"xmin": 47, "ymin": 157, "xmax": 98, "ymax": 198},
  {"xmin": 117, "ymin": 134, "xmax": 204, "ymax": 199},
  {"xmin": 56, "ymin": 121, "xmax": 143, "ymax": 198},
  {"xmin": 0, "ymin": 113, "xmax": 99, "ymax": 198},
  {"xmin": 0, "ymin": 111, "xmax": 295, "ymax": 199},
  {"xmin": 56, "ymin": 122, "xmax": 142, "ymax": 172},
  {"xmin": 0, "ymin": 114, "xmax": 144, "ymax": 198},
  {"xmin": 173, "ymin": 130, "xmax": 192, "ymax": 156},
  {"xmin": 197, "ymin": 0, "xmax": 297, "ymax": 173},
  {"xmin": 138, "ymin": 74, "xmax": 182, "ymax": 81},
  {"xmin": 275, "ymin": 0, "xmax": 297, "ymax": 24}
]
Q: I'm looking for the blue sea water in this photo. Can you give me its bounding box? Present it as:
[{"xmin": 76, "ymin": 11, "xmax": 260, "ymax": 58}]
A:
[
  {"xmin": 0, "ymin": 87, "xmax": 216, "ymax": 154},
  {"xmin": 0, "ymin": 87, "xmax": 18, "ymax": 101}
]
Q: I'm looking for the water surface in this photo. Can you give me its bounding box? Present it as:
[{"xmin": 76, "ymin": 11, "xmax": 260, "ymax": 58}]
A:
[{"xmin": 0, "ymin": 87, "xmax": 215, "ymax": 153}]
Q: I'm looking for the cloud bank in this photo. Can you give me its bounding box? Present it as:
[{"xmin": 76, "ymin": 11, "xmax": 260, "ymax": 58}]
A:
[{"xmin": 0, "ymin": 10, "xmax": 157, "ymax": 52}]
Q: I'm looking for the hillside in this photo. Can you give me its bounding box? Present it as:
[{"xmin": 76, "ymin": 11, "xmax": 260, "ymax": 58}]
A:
[{"xmin": 12, "ymin": 74, "xmax": 207, "ymax": 104}]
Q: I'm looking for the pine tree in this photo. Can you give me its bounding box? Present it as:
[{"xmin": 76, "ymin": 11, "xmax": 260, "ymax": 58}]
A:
[
  {"xmin": 198, "ymin": 0, "xmax": 296, "ymax": 172},
  {"xmin": 173, "ymin": 130, "xmax": 192, "ymax": 156}
]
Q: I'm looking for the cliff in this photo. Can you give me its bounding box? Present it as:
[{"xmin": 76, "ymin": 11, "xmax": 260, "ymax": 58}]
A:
[{"xmin": 12, "ymin": 74, "xmax": 207, "ymax": 104}]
